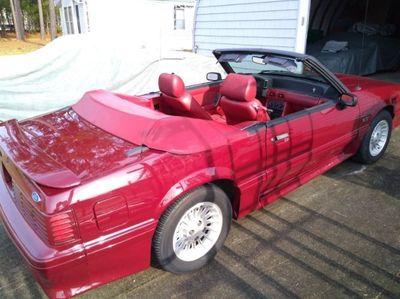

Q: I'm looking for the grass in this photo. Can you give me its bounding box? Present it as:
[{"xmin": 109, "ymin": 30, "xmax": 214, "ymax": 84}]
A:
[{"xmin": 0, "ymin": 32, "xmax": 51, "ymax": 56}]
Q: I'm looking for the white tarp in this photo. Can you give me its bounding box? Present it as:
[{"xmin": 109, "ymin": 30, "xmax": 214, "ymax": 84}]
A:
[{"xmin": 0, "ymin": 34, "xmax": 225, "ymax": 121}]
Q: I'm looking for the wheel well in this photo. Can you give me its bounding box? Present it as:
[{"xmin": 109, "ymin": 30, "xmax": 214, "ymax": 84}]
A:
[
  {"xmin": 211, "ymin": 179, "xmax": 240, "ymax": 219},
  {"xmin": 383, "ymin": 105, "xmax": 394, "ymax": 118}
]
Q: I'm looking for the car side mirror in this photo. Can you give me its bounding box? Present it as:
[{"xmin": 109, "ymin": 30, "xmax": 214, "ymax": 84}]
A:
[
  {"xmin": 206, "ymin": 72, "xmax": 222, "ymax": 82},
  {"xmin": 339, "ymin": 93, "xmax": 358, "ymax": 108}
]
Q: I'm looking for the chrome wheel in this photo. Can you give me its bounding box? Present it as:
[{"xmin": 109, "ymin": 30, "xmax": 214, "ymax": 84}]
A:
[
  {"xmin": 172, "ymin": 202, "xmax": 223, "ymax": 262},
  {"xmin": 369, "ymin": 120, "xmax": 389, "ymax": 157}
]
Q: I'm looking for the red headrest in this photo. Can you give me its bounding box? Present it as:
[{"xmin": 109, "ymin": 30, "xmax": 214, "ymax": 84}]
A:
[
  {"xmin": 220, "ymin": 74, "xmax": 257, "ymax": 102},
  {"xmin": 158, "ymin": 73, "xmax": 185, "ymax": 98}
]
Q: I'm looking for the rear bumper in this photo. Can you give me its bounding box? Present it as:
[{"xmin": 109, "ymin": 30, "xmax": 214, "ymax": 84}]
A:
[
  {"xmin": 0, "ymin": 178, "xmax": 91, "ymax": 298},
  {"xmin": 0, "ymin": 177, "xmax": 157, "ymax": 298}
]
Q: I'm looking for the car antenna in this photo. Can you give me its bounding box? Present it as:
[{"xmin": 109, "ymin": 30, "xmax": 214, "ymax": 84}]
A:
[{"xmin": 355, "ymin": 0, "xmax": 370, "ymax": 91}]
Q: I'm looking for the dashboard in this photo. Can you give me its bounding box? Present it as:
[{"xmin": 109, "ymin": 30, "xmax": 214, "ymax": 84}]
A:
[{"xmin": 252, "ymin": 74, "xmax": 340, "ymax": 101}]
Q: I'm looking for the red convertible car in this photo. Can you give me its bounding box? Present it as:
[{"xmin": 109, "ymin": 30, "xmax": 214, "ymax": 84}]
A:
[{"xmin": 0, "ymin": 49, "xmax": 399, "ymax": 298}]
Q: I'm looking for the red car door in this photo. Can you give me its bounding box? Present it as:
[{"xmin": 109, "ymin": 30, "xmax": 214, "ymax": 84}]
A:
[{"xmin": 260, "ymin": 100, "xmax": 360, "ymax": 206}]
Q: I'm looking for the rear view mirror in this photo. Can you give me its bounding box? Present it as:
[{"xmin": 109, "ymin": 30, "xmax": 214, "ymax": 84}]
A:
[
  {"xmin": 206, "ymin": 72, "xmax": 222, "ymax": 82},
  {"xmin": 252, "ymin": 56, "xmax": 265, "ymax": 65},
  {"xmin": 263, "ymin": 56, "xmax": 298, "ymax": 72},
  {"xmin": 339, "ymin": 93, "xmax": 358, "ymax": 108}
]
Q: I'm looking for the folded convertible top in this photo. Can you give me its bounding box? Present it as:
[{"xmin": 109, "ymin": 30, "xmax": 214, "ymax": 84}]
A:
[{"xmin": 73, "ymin": 90, "xmax": 240, "ymax": 155}]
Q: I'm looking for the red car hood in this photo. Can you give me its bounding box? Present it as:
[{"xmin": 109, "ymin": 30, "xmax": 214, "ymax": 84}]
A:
[{"xmin": 336, "ymin": 74, "xmax": 399, "ymax": 94}]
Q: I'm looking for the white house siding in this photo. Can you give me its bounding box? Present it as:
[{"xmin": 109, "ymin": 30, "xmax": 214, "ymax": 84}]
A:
[
  {"xmin": 148, "ymin": 1, "xmax": 195, "ymax": 50},
  {"xmin": 82, "ymin": 0, "xmax": 194, "ymax": 50},
  {"xmin": 193, "ymin": 0, "xmax": 309, "ymax": 56},
  {"xmin": 59, "ymin": 0, "xmax": 89, "ymax": 35}
]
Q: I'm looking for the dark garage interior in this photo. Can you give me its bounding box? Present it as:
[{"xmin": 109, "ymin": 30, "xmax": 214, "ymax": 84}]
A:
[{"xmin": 307, "ymin": 0, "xmax": 400, "ymax": 79}]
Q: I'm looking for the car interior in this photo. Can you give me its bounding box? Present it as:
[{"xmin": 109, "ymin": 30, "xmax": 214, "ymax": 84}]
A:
[{"xmin": 120, "ymin": 71, "xmax": 339, "ymax": 127}]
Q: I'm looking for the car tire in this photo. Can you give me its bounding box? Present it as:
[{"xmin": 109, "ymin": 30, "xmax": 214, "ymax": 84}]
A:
[
  {"xmin": 152, "ymin": 184, "xmax": 232, "ymax": 274},
  {"xmin": 354, "ymin": 110, "xmax": 392, "ymax": 164}
]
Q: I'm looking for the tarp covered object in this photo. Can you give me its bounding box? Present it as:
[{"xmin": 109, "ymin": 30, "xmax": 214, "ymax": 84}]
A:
[
  {"xmin": 0, "ymin": 34, "xmax": 225, "ymax": 121},
  {"xmin": 307, "ymin": 32, "xmax": 400, "ymax": 75}
]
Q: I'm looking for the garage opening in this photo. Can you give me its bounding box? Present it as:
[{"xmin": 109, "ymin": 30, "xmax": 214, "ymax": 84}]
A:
[{"xmin": 306, "ymin": 0, "xmax": 400, "ymax": 81}]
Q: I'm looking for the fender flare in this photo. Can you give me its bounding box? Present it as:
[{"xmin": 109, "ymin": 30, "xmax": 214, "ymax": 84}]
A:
[
  {"xmin": 389, "ymin": 91, "xmax": 400, "ymax": 125},
  {"xmin": 154, "ymin": 167, "xmax": 235, "ymax": 217}
]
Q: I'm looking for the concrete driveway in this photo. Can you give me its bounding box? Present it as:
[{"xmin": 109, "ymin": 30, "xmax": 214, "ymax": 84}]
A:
[{"xmin": 1, "ymin": 129, "xmax": 399, "ymax": 299}]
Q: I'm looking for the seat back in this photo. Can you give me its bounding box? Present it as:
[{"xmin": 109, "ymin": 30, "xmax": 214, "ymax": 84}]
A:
[
  {"xmin": 220, "ymin": 74, "xmax": 268, "ymax": 125},
  {"xmin": 158, "ymin": 73, "xmax": 212, "ymax": 120}
]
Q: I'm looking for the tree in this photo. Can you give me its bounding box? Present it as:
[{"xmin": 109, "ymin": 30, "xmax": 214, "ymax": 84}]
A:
[
  {"xmin": 48, "ymin": 0, "xmax": 55, "ymax": 40},
  {"xmin": 0, "ymin": 10, "xmax": 5, "ymax": 38},
  {"xmin": 1, "ymin": 0, "xmax": 57, "ymax": 39},
  {"xmin": 0, "ymin": 1, "xmax": 7, "ymax": 37},
  {"xmin": 9, "ymin": 0, "xmax": 24, "ymax": 40},
  {"xmin": 37, "ymin": 0, "xmax": 44, "ymax": 39}
]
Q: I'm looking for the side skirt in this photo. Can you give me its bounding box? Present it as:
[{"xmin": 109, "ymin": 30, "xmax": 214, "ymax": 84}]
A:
[{"xmin": 258, "ymin": 152, "xmax": 354, "ymax": 208}]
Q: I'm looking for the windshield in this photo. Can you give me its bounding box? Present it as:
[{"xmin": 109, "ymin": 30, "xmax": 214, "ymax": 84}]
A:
[{"xmin": 218, "ymin": 53, "xmax": 327, "ymax": 83}]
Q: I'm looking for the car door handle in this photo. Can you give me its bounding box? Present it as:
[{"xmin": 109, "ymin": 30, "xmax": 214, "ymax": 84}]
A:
[{"xmin": 271, "ymin": 133, "xmax": 289, "ymax": 142}]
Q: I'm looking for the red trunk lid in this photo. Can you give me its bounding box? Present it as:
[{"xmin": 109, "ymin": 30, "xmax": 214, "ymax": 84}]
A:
[{"xmin": 0, "ymin": 108, "xmax": 140, "ymax": 189}]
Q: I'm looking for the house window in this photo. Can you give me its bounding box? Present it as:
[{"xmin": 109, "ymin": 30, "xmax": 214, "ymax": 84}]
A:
[
  {"xmin": 174, "ymin": 5, "xmax": 185, "ymax": 30},
  {"xmin": 64, "ymin": 6, "xmax": 74, "ymax": 34},
  {"xmin": 75, "ymin": 5, "xmax": 81, "ymax": 34}
]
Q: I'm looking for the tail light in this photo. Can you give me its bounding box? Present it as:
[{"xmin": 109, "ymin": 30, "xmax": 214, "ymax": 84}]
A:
[
  {"xmin": 47, "ymin": 211, "xmax": 79, "ymax": 246},
  {"xmin": 1, "ymin": 156, "xmax": 79, "ymax": 247}
]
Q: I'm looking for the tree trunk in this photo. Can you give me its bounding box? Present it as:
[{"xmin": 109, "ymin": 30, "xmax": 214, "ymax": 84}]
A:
[
  {"xmin": 9, "ymin": 0, "xmax": 16, "ymax": 26},
  {"xmin": 9, "ymin": 0, "xmax": 25, "ymax": 41},
  {"xmin": 48, "ymin": 0, "xmax": 56, "ymax": 40},
  {"xmin": 0, "ymin": 12, "xmax": 5, "ymax": 38},
  {"xmin": 37, "ymin": 0, "xmax": 45, "ymax": 40}
]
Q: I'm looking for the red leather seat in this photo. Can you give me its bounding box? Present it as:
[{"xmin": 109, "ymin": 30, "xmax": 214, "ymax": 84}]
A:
[
  {"xmin": 158, "ymin": 73, "xmax": 212, "ymax": 120},
  {"xmin": 220, "ymin": 74, "xmax": 269, "ymax": 125}
]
